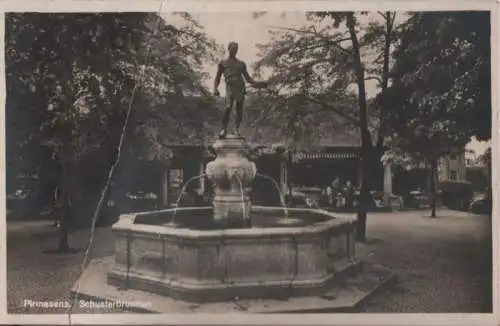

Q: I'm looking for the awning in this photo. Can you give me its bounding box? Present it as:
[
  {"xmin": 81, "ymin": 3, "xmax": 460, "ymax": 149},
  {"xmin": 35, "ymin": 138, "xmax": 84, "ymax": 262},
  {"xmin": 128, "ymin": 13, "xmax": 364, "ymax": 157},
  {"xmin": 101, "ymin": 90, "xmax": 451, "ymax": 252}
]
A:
[
  {"xmin": 201, "ymin": 146, "xmax": 358, "ymax": 162},
  {"xmin": 292, "ymin": 152, "xmax": 358, "ymax": 163}
]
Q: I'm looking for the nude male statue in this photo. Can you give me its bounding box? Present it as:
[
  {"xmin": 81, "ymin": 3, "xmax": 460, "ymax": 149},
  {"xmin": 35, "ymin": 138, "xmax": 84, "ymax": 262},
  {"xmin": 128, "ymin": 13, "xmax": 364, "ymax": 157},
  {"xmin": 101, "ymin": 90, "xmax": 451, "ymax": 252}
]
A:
[{"xmin": 214, "ymin": 42, "xmax": 267, "ymax": 139}]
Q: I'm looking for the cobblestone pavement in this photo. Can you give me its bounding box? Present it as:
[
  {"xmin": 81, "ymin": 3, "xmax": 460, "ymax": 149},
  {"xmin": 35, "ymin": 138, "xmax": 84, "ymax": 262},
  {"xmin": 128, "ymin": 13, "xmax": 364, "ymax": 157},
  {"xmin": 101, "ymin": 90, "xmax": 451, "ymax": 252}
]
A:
[
  {"xmin": 7, "ymin": 224, "xmax": 116, "ymax": 314},
  {"xmin": 354, "ymin": 210, "xmax": 492, "ymax": 313},
  {"xmin": 6, "ymin": 209, "xmax": 492, "ymax": 314}
]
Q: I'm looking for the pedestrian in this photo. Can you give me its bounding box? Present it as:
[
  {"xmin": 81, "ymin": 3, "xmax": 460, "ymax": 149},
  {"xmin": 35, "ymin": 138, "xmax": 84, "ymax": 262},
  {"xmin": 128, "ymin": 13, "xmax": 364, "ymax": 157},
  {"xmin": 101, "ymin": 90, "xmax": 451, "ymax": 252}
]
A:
[
  {"xmin": 194, "ymin": 188, "xmax": 205, "ymax": 206},
  {"xmin": 331, "ymin": 177, "xmax": 340, "ymax": 194},
  {"xmin": 336, "ymin": 191, "xmax": 344, "ymax": 209},
  {"xmin": 344, "ymin": 180, "xmax": 355, "ymax": 210},
  {"xmin": 325, "ymin": 185, "xmax": 333, "ymax": 206},
  {"xmin": 331, "ymin": 177, "xmax": 341, "ymax": 208}
]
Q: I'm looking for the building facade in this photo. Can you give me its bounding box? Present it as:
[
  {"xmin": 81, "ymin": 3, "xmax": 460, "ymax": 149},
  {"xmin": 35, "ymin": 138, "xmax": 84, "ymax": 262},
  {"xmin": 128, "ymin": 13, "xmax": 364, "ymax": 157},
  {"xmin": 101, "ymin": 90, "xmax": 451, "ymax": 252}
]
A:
[
  {"xmin": 156, "ymin": 144, "xmax": 365, "ymax": 208},
  {"xmin": 382, "ymin": 149, "xmax": 467, "ymax": 204},
  {"xmin": 438, "ymin": 151, "xmax": 467, "ymax": 182},
  {"xmin": 141, "ymin": 142, "xmax": 468, "ymax": 210}
]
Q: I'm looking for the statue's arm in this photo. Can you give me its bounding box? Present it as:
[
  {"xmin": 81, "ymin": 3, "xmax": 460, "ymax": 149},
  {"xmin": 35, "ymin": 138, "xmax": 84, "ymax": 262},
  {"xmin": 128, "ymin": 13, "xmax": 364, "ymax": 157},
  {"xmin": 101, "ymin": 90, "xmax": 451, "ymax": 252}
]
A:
[
  {"xmin": 242, "ymin": 63, "xmax": 257, "ymax": 85},
  {"xmin": 214, "ymin": 62, "xmax": 224, "ymax": 91}
]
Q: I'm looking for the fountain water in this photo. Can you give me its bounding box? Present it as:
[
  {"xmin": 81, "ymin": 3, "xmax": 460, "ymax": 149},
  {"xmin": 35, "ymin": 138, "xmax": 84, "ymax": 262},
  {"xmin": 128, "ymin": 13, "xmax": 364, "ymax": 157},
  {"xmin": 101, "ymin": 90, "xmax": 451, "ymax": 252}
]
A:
[
  {"xmin": 255, "ymin": 172, "xmax": 289, "ymax": 216},
  {"xmin": 235, "ymin": 175, "xmax": 250, "ymax": 228},
  {"xmin": 170, "ymin": 173, "xmax": 206, "ymax": 225}
]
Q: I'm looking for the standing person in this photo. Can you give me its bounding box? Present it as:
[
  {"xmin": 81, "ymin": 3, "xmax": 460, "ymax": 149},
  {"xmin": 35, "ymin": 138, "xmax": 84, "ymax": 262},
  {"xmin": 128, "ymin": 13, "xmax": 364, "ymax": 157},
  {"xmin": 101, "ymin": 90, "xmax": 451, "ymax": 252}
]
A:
[
  {"xmin": 325, "ymin": 185, "xmax": 333, "ymax": 207},
  {"xmin": 336, "ymin": 191, "xmax": 344, "ymax": 209},
  {"xmin": 331, "ymin": 177, "xmax": 340, "ymax": 194},
  {"xmin": 344, "ymin": 180, "xmax": 355, "ymax": 210},
  {"xmin": 331, "ymin": 177, "xmax": 340, "ymax": 208},
  {"xmin": 193, "ymin": 188, "xmax": 205, "ymax": 206}
]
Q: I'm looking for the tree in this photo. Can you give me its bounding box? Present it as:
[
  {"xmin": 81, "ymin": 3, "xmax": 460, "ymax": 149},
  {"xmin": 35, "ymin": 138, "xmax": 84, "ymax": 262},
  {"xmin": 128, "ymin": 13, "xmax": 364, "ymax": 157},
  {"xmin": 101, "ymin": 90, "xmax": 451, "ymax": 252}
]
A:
[
  {"xmin": 479, "ymin": 147, "xmax": 492, "ymax": 169},
  {"xmin": 388, "ymin": 12, "xmax": 491, "ymax": 139},
  {"xmin": 384, "ymin": 11, "xmax": 491, "ymax": 217},
  {"xmin": 7, "ymin": 13, "xmax": 148, "ymax": 251},
  {"xmin": 253, "ymin": 11, "xmax": 402, "ymax": 241},
  {"xmin": 6, "ymin": 13, "xmax": 219, "ymax": 251},
  {"xmin": 122, "ymin": 13, "xmax": 222, "ymax": 161},
  {"xmin": 478, "ymin": 147, "xmax": 492, "ymax": 197}
]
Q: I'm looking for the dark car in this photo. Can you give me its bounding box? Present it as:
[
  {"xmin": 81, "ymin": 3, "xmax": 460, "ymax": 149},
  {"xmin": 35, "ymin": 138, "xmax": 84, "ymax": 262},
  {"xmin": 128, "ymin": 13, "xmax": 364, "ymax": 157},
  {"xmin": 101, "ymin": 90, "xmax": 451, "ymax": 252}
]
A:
[
  {"xmin": 7, "ymin": 182, "xmax": 54, "ymax": 218},
  {"xmin": 439, "ymin": 180, "xmax": 473, "ymax": 211},
  {"xmin": 469, "ymin": 195, "xmax": 492, "ymax": 215}
]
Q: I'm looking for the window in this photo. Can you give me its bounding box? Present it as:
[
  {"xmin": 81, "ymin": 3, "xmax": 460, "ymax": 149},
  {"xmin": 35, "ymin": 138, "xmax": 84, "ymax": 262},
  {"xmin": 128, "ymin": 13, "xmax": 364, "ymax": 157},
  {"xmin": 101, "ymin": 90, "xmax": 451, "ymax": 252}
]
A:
[{"xmin": 450, "ymin": 170, "xmax": 458, "ymax": 181}]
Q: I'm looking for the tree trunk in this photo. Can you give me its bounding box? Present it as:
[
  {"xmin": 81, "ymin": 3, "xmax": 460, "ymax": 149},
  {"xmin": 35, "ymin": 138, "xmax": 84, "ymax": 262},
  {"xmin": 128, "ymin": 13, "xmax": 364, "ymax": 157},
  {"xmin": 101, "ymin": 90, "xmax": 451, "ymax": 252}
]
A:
[
  {"xmin": 57, "ymin": 164, "xmax": 71, "ymax": 251},
  {"xmin": 287, "ymin": 151, "xmax": 293, "ymax": 202},
  {"xmin": 357, "ymin": 154, "xmax": 371, "ymax": 241},
  {"xmin": 160, "ymin": 162, "xmax": 171, "ymax": 208},
  {"xmin": 375, "ymin": 12, "xmax": 394, "ymax": 151},
  {"xmin": 57, "ymin": 195, "xmax": 70, "ymax": 251},
  {"xmin": 56, "ymin": 122, "xmax": 73, "ymax": 252},
  {"xmin": 371, "ymin": 146, "xmax": 385, "ymax": 190},
  {"xmin": 429, "ymin": 158, "xmax": 438, "ymax": 218},
  {"xmin": 347, "ymin": 13, "xmax": 373, "ymax": 242}
]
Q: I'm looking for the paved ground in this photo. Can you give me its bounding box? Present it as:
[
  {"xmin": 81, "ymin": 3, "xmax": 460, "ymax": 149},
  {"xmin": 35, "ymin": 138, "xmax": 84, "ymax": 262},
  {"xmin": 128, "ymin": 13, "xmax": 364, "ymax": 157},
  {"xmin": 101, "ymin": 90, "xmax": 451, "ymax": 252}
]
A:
[
  {"xmin": 352, "ymin": 210, "xmax": 493, "ymax": 313},
  {"xmin": 7, "ymin": 222, "xmax": 115, "ymax": 314},
  {"xmin": 6, "ymin": 209, "xmax": 492, "ymax": 314}
]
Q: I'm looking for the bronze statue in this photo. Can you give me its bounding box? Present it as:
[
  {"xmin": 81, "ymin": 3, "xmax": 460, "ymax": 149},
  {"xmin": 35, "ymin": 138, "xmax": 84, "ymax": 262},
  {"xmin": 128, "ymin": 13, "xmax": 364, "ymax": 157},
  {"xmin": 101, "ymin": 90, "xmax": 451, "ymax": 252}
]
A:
[{"xmin": 214, "ymin": 42, "xmax": 267, "ymax": 139}]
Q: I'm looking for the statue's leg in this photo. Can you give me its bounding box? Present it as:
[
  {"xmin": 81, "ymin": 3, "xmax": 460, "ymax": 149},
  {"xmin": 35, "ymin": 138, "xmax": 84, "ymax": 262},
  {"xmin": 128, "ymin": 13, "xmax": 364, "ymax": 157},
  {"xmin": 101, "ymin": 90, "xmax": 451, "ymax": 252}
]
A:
[
  {"xmin": 220, "ymin": 98, "xmax": 234, "ymax": 138},
  {"xmin": 221, "ymin": 106, "xmax": 231, "ymax": 129},
  {"xmin": 234, "ymin": 99, "xmax": 244, "ymax": 134}
]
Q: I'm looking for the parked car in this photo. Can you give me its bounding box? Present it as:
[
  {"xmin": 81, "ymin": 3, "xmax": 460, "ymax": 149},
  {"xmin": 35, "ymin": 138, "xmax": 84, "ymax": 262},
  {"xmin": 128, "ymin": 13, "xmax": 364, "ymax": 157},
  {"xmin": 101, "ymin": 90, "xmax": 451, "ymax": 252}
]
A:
[
  {"xmin": 370, "ymin": 191, "xmax": 385, "ymax": 208},
  {"xmin": 122, "ymin": 191, "xmax": 158, "ymax": 211},
  {"xmin": 439, "ymin": 180, "xmax": 473, "ymax": 211},
  {"xmin": 469, "ymin": 194, "xmax": 492, "ymax": 215},
  {"xmin": 369, "ymin": 190, "xmax": 404, "ymax": 210},
  {"xmin": 7, "ymin": 185, "xmax": 53, "ymax": 219}
]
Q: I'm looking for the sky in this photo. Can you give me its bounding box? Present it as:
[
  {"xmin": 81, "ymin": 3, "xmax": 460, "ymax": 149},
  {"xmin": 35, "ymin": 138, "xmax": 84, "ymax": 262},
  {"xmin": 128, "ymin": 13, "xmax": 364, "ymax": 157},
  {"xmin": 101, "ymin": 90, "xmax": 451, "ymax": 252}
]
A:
[{"xmin": 164, "ymin": 12, "xmax": 490, "ymax": 155}]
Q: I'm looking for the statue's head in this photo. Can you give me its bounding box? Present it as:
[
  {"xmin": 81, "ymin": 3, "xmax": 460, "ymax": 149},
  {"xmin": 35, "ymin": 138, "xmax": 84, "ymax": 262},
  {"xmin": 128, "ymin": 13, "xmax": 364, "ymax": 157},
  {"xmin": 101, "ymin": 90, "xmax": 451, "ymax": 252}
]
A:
[{"xmin": 228, "ymin": 42, "xmax": 239, "ymax": 56}]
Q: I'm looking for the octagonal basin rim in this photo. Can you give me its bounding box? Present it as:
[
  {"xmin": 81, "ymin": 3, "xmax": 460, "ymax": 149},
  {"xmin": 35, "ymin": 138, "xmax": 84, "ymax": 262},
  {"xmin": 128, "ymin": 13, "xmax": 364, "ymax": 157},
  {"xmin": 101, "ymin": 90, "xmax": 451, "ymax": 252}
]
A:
[{"xmin": 111, "ymin": 206, "xmax": 356, "ymax": 239}]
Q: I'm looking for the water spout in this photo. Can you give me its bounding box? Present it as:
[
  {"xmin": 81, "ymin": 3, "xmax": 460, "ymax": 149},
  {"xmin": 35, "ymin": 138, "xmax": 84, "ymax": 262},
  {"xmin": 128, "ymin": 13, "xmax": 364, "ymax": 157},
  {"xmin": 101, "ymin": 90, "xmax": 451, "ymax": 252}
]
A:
[
  {"xmin": 171, "ymin": 173, "xmax": 206, "ymax": 224},
  {"xmin": 235, "ymin": 175, "xmax": 251, "ymax": 228},
  {"xmin": 255, "ymin": 173, "xmax": 289, "ymax": 217}
]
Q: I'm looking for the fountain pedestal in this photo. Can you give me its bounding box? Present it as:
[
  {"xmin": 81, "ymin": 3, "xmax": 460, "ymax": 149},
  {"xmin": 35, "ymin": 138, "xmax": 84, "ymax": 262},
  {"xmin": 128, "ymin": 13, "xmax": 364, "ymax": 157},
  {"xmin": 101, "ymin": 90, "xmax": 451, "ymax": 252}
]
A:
[{"xmin": 205, "ymin": 135, "xmax": 256, "ymax": 228}]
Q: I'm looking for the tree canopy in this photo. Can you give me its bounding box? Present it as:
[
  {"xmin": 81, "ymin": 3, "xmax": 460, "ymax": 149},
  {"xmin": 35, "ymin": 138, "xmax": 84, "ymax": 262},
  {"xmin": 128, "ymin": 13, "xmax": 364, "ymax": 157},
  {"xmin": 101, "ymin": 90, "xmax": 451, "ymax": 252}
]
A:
[
  {"xmin": 384, "ymin": 11, "xmax": 491, "ymax": 163},
  {"xmin": 252, "ymin": 12, "xmax": 403, "ymax": 151},
  {"xmin": 6, "ymin": 13, "xmax": 221, "ymax": 171},
  {"xmin": 252, "ymin": 12, "xmax": 404, "ymax": 240},
  {"xmin": 6, "ymin": 13, "xmax": 220, "ymax": 246}
]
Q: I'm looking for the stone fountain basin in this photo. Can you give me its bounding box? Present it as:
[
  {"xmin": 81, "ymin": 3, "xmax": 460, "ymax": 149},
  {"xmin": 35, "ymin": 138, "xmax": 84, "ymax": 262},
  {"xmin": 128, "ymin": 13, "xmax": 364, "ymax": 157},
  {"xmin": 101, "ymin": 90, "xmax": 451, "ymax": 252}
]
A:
[{"xmin": 107, "ymin": 206, "xmax": 360, "ymax": 303}]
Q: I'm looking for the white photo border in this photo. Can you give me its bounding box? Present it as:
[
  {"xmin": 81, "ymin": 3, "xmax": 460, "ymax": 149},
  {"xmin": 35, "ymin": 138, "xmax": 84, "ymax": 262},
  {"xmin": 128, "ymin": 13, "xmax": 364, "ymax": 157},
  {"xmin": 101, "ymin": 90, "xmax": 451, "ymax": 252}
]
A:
[{"xmin": 0, "ymin": 1, "xmax": 497, "ymax": 325}]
